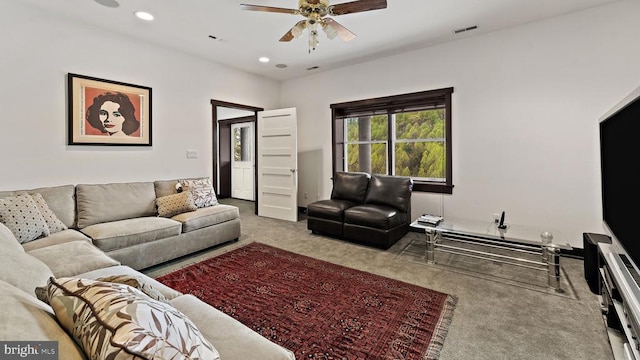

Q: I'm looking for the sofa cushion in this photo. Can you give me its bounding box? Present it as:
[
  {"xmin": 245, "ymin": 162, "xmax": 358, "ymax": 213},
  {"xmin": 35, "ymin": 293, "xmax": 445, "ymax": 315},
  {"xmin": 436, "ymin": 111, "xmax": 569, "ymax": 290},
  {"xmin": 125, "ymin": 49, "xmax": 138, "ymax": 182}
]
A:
[
  {"xmin": 0, "ymin": 280, "xmax": 86, "ymax": 360},
  {"xmin": 171, "ymin": 294, "xmax": 296, "ymax": 360},
  {"xmin": 0, "ymin": 237, "xmax": 54, "ymax": 297},
  {"xmin": 27, "ymin": 240, "xmax": 120, "ymax": 278},
  {"xmin": 154, "ymin": 179, "xmax": 180, "ymax": 198},
  {"xmin": 76, "ymin": 182, "xmax": 157, "ymax": 228},
  {"xmin": 344, "ymin": 204, "xmax": 406, "ymax": 230},
  {"xmin": 0, "ymin": 193, "xmax": 50, "ymax": 243},
  {"xmin": 31, "ymin": 192, "xmax": 68, "ymax": 234},
  {"xmin": 77, "ymin": 265, "xmax": 182, "ymax": 300},
  {"xmin": 364, "ymin": 174, "xmax": 413, "ymax": 212},
  {"xmin": 331, "ymin": 172, "xmax": 371, "ymax": 203},
  {"xmin": 307, "ymin": 199, "xmax": 359, "ymax": 222},
  {"xmin": 43, "ymin": 277, "xmax": 220, "ymax": 360},
  {"xmin": 0, "ymin": 185, "xmax": 76, "ymax": 229},
  {"xmin": 81, "ymin": 217, "xmax": 182, "ymax": 252},
  {"xmin": 172, "ymin": 204, "xmax": 239, "ymax": 233},
  {"xmin": 180, "ymin": 177, "xmax": 218, "ymax": 208},
  {"xmin": 156, "ymin": 191, "xmax": 197, "ymax": 217},
  {"xmin": 0, "ymin": 222, "xmax": 24, "ymax": 253},
  {"xmin": 21, "ymin": 229, "xmax": 93, "ymax": 252}
]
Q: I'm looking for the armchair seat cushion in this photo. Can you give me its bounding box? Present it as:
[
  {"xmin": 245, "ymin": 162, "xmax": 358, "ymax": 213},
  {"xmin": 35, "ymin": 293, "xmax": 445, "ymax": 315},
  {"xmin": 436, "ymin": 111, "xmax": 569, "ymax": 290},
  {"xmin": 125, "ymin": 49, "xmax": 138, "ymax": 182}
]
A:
[
  {"xmin": 344, "ymin": 204, "xmax": 404, "ymax": 230},
  {"xmin": 307, "ymin": 199, "xmax": 359, "ymax": 222}
]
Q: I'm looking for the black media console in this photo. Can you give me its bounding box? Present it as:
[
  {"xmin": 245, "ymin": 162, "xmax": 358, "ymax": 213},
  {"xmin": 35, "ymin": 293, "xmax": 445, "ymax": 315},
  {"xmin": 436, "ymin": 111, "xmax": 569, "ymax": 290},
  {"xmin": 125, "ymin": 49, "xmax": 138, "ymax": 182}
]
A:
[{"xmin": 599, "ymin": 242, "xmax": 640, "ymax": 360}]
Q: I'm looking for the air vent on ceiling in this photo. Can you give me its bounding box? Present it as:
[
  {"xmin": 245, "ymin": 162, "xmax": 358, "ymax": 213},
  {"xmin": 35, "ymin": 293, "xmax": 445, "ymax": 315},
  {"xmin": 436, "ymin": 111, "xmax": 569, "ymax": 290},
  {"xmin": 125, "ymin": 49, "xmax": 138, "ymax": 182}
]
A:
[{"xmin": 453, "ymin": 25, "xmax": 478, "ymax": 34}]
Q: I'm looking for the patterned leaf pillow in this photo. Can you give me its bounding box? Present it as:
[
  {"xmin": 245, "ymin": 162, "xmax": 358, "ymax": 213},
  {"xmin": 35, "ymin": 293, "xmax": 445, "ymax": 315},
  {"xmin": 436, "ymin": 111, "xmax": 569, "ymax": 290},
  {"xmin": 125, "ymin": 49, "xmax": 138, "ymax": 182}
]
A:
[
  {"xmin": 95, "ymin": 274, "xmax": 171, "ymax": 303},
  {"xmin": 179, "ymin": 178, "xmax": 218, "ymax": 208},
  {"xmin": 0, "ymin": 193, "xmax": 50, "ymax": 243},
  {"xmin": 156, "ymin": 191, "xmax": 197, "ymax": 217},
  {"xmin": 30, "ymin": 193, "xmax": 68, "ymax": 234},
  {"xmin": 43, "ymin": 277, "xmax": 220, "ymax": 360}
]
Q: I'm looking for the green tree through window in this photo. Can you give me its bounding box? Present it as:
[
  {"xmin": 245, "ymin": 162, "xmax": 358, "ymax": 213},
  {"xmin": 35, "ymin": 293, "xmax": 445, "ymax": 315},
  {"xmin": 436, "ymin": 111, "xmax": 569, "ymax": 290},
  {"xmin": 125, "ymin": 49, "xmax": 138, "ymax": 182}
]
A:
[{"xmin": 331, "ymin": 87, "xmax": 453, "ymax": 194}]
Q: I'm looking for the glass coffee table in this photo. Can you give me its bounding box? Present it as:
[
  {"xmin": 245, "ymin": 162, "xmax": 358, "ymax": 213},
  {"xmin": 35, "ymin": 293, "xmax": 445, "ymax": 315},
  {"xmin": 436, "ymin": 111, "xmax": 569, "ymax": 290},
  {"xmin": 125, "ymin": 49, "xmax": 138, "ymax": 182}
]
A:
[{"xmin": 410, "ymin": 217, "xmax": 573, "ymax": 292}]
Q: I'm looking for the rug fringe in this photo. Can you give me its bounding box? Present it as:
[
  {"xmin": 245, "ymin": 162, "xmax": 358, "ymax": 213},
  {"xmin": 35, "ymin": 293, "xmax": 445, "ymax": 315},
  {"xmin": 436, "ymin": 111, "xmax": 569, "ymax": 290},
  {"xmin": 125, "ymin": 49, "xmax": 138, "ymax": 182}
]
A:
[{"xmin": 424, "ymin": 294, "xmax": 458, "ymax": 360}]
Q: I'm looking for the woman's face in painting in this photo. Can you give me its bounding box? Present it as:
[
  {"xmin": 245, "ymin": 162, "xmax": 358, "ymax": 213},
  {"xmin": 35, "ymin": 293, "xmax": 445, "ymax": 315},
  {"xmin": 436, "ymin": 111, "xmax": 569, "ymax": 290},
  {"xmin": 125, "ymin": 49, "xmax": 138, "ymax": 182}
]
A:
[{"xmin": 99, "ymin": 101, "xmax": 125, "ymax": 135}]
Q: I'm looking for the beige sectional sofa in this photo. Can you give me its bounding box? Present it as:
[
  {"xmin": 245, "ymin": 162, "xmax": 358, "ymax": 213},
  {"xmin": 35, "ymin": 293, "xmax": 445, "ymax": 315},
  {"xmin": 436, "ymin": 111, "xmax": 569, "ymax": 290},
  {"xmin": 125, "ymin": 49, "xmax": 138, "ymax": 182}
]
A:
[
  {"xmin": 0, "ymin": 179, "xmax": 296, "ymax": 359},
  {"xmin": 0, "ymin": 178, "xmax": 241, "ymax": 270}
]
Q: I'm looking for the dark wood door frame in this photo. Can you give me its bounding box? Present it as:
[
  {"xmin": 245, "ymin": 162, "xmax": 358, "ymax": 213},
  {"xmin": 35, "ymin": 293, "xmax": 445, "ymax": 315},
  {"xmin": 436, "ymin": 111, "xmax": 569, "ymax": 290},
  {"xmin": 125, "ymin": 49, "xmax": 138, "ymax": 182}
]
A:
[{"xmin": 211, "ymin": 100, "xmax": 263, "ymax": 214}]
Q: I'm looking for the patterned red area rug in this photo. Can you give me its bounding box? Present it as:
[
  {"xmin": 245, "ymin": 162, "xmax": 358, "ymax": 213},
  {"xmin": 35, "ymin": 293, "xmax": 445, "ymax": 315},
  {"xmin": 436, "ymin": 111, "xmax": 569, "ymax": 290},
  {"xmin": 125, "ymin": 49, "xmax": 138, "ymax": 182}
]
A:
[{"xmin": 156, "ymin": 242, "xmax": 457, "ymax": 359}]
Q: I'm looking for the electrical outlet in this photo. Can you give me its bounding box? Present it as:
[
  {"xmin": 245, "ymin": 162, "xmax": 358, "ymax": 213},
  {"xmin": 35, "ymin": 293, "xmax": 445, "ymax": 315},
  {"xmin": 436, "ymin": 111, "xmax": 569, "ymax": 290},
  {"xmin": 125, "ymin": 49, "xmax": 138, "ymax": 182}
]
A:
[
  {"xmin": 304, "ymin": 192, "xmax": 308, "ymax": 199},
  {"xmin": 186, "ymin": 150, "xmax": 198, "ymax": 159}
]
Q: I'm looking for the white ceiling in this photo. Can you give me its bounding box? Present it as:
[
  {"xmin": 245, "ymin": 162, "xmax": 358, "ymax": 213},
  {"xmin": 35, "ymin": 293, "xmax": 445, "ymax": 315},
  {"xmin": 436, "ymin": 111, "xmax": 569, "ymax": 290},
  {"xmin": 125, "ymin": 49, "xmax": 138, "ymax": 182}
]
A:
[{"xmin": 20, "ymin": 0, "xmax": 620, "ymax": 81}]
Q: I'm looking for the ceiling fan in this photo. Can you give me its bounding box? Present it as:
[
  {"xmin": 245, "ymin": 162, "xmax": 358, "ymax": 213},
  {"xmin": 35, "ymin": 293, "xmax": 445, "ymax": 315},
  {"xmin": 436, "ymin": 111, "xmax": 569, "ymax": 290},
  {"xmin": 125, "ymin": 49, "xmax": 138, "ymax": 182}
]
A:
[{"xmin": 240, "ymin": 0, "xmax": 387, "ymax": 53}]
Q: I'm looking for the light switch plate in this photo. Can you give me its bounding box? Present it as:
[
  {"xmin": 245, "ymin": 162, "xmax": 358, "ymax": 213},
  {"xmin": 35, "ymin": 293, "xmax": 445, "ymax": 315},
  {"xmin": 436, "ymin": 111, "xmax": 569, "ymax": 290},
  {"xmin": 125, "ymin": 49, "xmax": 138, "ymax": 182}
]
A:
[{"xmin": 186, "ymin": 150, "xmax": 198, "ymax": 159}]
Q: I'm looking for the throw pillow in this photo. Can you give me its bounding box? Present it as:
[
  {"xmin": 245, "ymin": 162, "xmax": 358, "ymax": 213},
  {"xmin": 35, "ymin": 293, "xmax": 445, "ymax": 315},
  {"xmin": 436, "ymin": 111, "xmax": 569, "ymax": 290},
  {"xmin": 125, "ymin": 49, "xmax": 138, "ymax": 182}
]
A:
[
  {"xmin": 30, "ymin": 193, "xmax": 68, "ymax": 234},
  {"xmin": 43, "ymin": 277, "xmax": 220, "ymax": 360},
  {"xmin": 179, "ymin": 177, "xmax": 218, "ymax": 208},
  {"xmin": 156, "ymin": 191, "xmax": 197, "ymax": 217},
  {"xmin": 95, "ymin": 274, "xmax": 170, "ymax": 303},
  {"xmin": 0, "ymin": 193, "xmax": 50, "ymax": 243},
  {"xmin": 36, "ymin": 274, "xmax": 170, "ymax": 305}
]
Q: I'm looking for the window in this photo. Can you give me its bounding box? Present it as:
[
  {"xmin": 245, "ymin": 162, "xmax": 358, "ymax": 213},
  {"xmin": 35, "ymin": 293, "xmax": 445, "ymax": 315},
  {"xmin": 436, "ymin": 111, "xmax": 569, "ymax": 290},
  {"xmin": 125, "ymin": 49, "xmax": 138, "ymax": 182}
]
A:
[{"xmin": 331, "ymin": 87, "xmax": 453, "ymax": 194}]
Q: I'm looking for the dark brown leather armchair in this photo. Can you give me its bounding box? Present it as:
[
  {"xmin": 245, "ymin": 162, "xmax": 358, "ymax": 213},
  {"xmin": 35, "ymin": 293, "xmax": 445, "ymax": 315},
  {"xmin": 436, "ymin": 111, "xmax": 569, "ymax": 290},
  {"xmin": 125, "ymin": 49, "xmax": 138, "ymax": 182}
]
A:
[{"xmin": 307, "ymin": 172, "xmax": 413, "ymax": 249}]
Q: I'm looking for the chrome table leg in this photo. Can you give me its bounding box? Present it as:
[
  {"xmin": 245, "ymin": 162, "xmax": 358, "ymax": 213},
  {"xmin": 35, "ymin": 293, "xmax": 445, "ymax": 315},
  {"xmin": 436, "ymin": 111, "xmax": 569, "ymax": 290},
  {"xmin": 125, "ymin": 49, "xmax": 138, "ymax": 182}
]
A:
[
  {"xmin": 543, "ymin": 244, "xmax": 562, "ymax": 292},
  {"xmin": 426, "ymin": 230, "xmax": 439, "ymax": 264}
]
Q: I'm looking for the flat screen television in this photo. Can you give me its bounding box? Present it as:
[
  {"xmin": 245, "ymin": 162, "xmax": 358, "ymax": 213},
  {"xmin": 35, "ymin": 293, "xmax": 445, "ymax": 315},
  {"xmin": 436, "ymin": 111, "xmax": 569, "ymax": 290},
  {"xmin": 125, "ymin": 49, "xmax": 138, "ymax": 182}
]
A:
[{"xmin": 600, "ymin": 85, "xmax": 640, "ymax": 269}]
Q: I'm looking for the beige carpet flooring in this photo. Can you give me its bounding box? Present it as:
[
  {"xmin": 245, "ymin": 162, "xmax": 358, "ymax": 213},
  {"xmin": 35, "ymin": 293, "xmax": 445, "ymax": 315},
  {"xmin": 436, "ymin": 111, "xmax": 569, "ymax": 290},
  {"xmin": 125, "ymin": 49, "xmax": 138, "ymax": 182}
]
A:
[{"xmin": 143, "ymin": 198, "xmax": 613, "ymax": 360}]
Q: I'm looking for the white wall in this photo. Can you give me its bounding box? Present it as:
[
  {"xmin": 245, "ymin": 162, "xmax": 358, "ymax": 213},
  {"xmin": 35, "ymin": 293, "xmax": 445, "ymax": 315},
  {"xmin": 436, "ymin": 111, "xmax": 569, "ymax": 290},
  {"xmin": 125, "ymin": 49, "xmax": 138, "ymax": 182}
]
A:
[
  {"xmin": 282, "ymin": 1, "xmax": 640, "ymax": 248},
  {"xmin": 0, "ymin": 2, "xmax": 280, "ymax": 189}
]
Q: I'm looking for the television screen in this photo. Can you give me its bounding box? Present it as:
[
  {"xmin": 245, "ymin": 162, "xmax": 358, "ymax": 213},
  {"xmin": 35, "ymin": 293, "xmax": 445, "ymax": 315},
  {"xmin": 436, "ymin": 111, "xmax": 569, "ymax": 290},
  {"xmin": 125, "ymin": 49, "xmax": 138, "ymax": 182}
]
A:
[{"xmin": 600, "ymin": 90, "xmax": 640, "ymax": 267}]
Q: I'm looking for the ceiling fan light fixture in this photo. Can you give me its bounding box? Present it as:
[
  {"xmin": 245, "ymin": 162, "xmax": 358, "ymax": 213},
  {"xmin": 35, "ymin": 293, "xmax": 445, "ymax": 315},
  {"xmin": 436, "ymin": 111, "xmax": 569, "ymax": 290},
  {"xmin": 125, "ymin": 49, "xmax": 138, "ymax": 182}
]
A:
[
  {"xmin": 292, "ymin": 22, "xmax": 306, "ymax": 38},
  {"xmin": 322, "ymin": 22, "xmax": 338, "ymax": 40},
  {"xmin": 308, "ymin": 30, "xmax": 319, "ymax": 53},
  {"xmin": 241, "ymin": 0, "xmax": 387, "ymax": 52}
]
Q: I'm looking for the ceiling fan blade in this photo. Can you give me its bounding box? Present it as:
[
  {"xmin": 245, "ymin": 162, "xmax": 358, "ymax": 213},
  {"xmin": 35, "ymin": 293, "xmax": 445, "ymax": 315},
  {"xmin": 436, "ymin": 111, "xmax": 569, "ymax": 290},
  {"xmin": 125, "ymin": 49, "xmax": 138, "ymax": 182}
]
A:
[
  {"xmin": 323, "ymin": 18, "xmax": 356, "ymax": 42},
  {"xmin": 329, "ymin": 0, "xmax": 387, "ymax": 16},
  {"xmin": 280, "ymin": 20, "xmax": 307, "ymax": 42},
  {"xmin": 240, "ymin": 4, "xmax": 298, "ymax": 15},
  {"xmin": 280, "ymin": 31, "xmax": 295, "ymax": 42}
]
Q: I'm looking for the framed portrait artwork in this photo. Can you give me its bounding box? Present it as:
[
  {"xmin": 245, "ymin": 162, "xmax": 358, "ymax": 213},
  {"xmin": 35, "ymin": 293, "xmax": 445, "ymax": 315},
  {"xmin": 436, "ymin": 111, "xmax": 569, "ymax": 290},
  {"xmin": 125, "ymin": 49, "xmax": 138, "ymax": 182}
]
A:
[{"xmin": 68, "ymin": 73, "xmax": 152, "ymax": 146}]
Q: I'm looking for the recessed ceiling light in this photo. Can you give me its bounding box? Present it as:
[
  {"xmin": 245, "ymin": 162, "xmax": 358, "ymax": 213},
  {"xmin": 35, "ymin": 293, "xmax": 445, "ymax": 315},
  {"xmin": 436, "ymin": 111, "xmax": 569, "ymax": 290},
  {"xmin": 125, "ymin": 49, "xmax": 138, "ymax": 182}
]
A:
[
  {"xmin": 258, "ymin": 57, "xmax": 270, "ymax": 63},
  {"xmin": 306, "ymin": 66, "xmax": 320, "ymax": 71},
  {"xmin": 94, "ymin": 0, "xmax": 119, "ymax": 8},
  {"xmin": 275, "ymin": 64, "xmax": 287, "ymax": 69},
  {"xmin": 134, "ymin": 11, "xmax": 154, "ymax": 21}
]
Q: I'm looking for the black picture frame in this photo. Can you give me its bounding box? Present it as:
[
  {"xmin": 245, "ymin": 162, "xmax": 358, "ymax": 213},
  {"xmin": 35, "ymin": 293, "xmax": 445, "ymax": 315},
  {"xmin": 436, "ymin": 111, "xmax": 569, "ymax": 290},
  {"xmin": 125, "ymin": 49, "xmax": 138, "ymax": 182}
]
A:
[{"xmin": 67, "ymin": 73, "xmax": 152, "ymax": 146}]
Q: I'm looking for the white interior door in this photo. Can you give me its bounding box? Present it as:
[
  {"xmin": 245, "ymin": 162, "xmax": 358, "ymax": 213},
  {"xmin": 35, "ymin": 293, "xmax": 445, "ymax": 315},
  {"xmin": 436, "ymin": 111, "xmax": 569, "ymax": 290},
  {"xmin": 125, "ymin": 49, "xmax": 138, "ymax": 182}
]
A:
[
  {"xmin": 231, "ymin": 122, "xmax": 254, "ymax": 201},
  {"xmin": 257, "ymin": 108, "xmax": 298, "ymax": 222}
]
